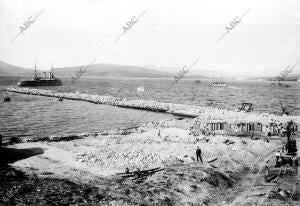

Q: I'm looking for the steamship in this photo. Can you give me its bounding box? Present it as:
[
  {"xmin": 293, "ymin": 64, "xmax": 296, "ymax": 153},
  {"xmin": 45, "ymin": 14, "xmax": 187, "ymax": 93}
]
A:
[{"xmin": 17, "ymin": 62, "xmax": 62, "ymax": 87}]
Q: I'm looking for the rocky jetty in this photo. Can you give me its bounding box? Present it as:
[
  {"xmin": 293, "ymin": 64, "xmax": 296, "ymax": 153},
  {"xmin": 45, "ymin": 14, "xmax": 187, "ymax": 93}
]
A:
[
  {"xmin": 6, "ymin": 87, "xmax": 300, "ymax": 125},
  {"xmin": 6, "ymin": 87, "xmax": 169, "ymax": 112},
  {"xmin": 21, "ymin": 133, "xmax": 90, "ymax": 143}
]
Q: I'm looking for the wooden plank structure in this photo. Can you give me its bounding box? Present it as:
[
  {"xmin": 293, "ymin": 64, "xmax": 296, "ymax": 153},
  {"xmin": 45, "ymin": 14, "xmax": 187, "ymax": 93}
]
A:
[
  {"xmin": 116, "ymin": 167, "xmax": 164, "ymax": 183},
  {"xmin": 189, "ymin": 118, "xmax": 291, "ymax": 137},
  {"xmin": 204, "ymin": 120, "xmax": 263, "ymax": 134}
]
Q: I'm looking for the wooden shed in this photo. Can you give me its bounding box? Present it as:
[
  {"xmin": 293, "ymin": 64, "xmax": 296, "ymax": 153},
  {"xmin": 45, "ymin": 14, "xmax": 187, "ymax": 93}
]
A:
[{"xmin": 223, "ymin": 121, "xmax": 264, "ymax": 136}]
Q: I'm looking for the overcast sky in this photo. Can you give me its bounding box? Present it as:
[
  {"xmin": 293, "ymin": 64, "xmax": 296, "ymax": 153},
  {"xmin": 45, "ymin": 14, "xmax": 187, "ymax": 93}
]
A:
[{"xmin": 0, "ymin": 0, "xmax": 300, "ymax": 78}]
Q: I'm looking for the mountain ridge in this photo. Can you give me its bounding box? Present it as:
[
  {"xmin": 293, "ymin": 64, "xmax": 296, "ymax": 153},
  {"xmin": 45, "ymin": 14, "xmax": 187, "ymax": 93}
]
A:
[
  {"xmin": 0, "ymin": 60, "xmax": 175, "ymax": 78},
  {"xmin": 1, "ymin": 60, "xmax": 299, "ymax": 80}
]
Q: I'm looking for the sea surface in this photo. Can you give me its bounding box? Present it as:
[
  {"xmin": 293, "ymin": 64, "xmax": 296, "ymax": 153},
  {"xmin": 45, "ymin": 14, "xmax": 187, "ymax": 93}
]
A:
[{"xmin": 0, "ymin": 76, "xmax": 299, "ymax": 140}]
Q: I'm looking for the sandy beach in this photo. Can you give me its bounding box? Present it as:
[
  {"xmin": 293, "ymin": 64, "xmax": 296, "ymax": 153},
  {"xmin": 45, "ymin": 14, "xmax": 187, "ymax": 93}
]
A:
[{"xmin": 1, "ymin": 116, "xmax": 299, "ymax": 205}]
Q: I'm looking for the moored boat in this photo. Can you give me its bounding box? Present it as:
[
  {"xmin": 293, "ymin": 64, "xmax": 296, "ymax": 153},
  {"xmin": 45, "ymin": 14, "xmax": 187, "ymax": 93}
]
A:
[
  {"xmin": 270, "ymin": 82, "xmax": 290, "ymax": 87},
  {"xmin": 210, "ymin": 81, "xmax": 226, "ymax": 87},
  {"xmin": 17, "ymin": 61, "xmax": 62, "ymax": 87}
]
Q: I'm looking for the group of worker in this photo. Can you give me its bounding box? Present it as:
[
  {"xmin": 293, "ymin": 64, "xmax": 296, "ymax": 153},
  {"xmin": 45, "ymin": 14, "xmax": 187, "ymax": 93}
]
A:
[
  {"xmin": 266, "ymin": 120, "xmax": 283, "ymax": 137},
  {"xmin": 275, "ymin": 148, "xmax": 298, "ymax": 168},
  {"xmin": 267, "ymin": 119, "xmax": 296, "ymax": 137}
]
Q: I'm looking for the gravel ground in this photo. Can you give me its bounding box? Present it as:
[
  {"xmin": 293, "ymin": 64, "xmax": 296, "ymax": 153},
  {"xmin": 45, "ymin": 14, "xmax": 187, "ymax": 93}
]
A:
[{"xmin": 1, "ymin": 118, "xmax": 299, "ymax": 205}]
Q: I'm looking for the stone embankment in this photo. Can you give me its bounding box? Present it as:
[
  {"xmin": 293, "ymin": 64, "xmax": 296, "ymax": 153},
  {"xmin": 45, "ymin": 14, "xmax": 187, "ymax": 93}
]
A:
[{"xmin": 6, "ymin": 87, "xmax": 300, "ymax": 125}]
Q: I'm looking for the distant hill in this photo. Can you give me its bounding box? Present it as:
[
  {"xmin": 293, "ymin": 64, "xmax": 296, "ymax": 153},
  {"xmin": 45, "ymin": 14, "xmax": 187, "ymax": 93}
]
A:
[
  {"xmin": 55, "ymin": 64, "xmax": 173, "ymax": 78},
  {"xmin": 0, "ymin": 60, "xmax": 34, "ymax": 76},
  {"xmin": 187, "ymin": 75, "xmax": 213, "ymax": 80},
  {"xmin": 144, "ymin": 65, "xmax": 211, "ymax": 79},
  {"xmin": 2, "ymin": 60, "xmax": 299, "ymax": 80},
  {"xmin": 0, "ymin": 60, "xmax": 174, "ymax": 79},
  {"xmin": 253, "ymin": 74, "xmax": 300, "ymax": 81}
]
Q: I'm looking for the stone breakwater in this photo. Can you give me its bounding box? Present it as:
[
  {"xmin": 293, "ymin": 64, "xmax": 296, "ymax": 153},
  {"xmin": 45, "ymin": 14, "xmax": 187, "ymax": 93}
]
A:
[{"xmin": 6, "ymin": 87, "xmax": 300, "ymax": 125}]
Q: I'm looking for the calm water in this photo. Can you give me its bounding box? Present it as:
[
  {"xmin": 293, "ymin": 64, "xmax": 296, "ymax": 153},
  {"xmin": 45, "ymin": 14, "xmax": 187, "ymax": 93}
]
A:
[{"xmin": 0, "ymin": 76, "xmax": 299, "ymax": 140}]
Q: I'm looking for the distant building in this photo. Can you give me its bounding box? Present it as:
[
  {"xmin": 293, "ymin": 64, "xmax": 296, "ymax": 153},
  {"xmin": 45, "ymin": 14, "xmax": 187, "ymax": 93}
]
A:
[{"xmin": 189, "ymin": 118, "xmax": 298, "ymax": 137}]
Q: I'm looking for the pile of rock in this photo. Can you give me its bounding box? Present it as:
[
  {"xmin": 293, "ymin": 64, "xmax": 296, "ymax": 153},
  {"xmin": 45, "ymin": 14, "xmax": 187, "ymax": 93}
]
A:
[
  {"xmin": 77, "ymin": 148, "xmax": 185, "ymax": 172},
  {"xmin": 76, "ymin": 152, "xmax": 100, "ymax": 164},
  {"xmin": 117, "ymin": 99, "xmax": 169, "ymax": 112},
  {"xmin": 6, "ymin": 87, "xmax": 169, "ymax": 112},
  {"xmin": 22, "ymin": 133, "xmax": 89, "ymax": 143}
]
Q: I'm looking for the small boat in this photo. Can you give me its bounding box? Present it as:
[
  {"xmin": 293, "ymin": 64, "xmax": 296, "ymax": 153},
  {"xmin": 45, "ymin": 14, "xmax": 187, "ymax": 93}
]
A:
[
  {"xmin": 211, "ymin": 81, "xmax": 226, "ymax": 87},
  {"xmin": 270, "ymin": 82, "xmax": 290, "ymax": 87},
  {"xmin": 195, "ymin": 80, "xmax": 201, "ymax": 84},
  {"xmin": 3, "ymin": 97, "xmax": 11, "ymax": 102}
]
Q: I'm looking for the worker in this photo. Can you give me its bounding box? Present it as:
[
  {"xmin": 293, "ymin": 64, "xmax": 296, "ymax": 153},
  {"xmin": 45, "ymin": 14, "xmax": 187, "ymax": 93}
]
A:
[
  {"xmin": 264, "ymin": 126, "xmax": 271, "ymax": 142},
  {"xmin": 270, "ymin": 119, "xmax": 274, "ymax": 127},
  {"xmin": 281, "ymin": 147, "xmax": 285, "ymax": 154},
  {"xmin": 287, "ymin": 121, "xmax": 292, "ymax": 139},
  {"xmin": 275, "ymin": 121, "xmax": 280, "ymax": 134},
  {"xmin": 266, "ymin": 126, "xmax": 272, "ymax": 138},
  {"xmin": 279, "ymin": 124, "xmax": 284, "ymax": 136},
  {"xmin": 276, "ymin": 150, "xmax": 281, "ymax": 166},
  {"xmin": 196, "ymin": 146, "xmax": 203, "ymax": 163},
  {"xmin": 292, "ymin": 156, "xmax": 298, "ymax": 168},
  {"xmin": 286, "ymin": 121, "xmax": 294, "ymax": 154}
]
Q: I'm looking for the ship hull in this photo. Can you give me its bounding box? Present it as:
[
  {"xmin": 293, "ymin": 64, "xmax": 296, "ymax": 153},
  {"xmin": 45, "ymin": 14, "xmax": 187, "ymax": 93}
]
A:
[
  {"xmin": 17, "ymin": 79, "xmax": 62, "ymax": 87},
  {"xmin": 270, "ymin": 83, "xmax": 290, "ymax": 87}
]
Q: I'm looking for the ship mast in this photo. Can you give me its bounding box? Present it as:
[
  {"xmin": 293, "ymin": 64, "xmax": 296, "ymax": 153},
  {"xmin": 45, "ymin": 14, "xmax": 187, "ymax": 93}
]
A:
[
  {"xmin": 51, "ymin": 63, "xmax": 54, "ymax": 78},
  {"xmin": 34, "ymin": 57, "xmax": 37, "ymax": 80}
]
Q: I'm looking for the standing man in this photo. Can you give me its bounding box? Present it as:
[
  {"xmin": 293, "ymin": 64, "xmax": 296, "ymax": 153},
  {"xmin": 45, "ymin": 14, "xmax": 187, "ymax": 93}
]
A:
[
  {"xmin": 281, "ymin": 146, "xmax": 285, "ymax": 154},
  {"xmin": 265, "ymin": 126, "xmax": 271, "ymax": 142},
  {"xmin": 275, "ymin": 150, "xmax": 281, "ymax": 166},
  {"xmin": 286, "ymin": 120, "xmax": 295, "ymax": 140},
  {"xmin": 196, "ymin": 146, "xmax": 203, "ymax": 163}
]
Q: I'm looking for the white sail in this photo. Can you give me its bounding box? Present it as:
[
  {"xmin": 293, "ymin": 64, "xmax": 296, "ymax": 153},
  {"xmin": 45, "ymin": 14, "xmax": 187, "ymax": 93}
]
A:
[{"xmin": 137, "ymin": 86, "xmax": 145, "ymax": 93}]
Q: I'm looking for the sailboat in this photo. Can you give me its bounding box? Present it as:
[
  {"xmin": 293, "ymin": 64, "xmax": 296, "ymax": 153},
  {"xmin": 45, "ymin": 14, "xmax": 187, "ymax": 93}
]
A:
[{"xmin": 137, "ymin": 86, "xmax": 145, "ymax": 93}]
